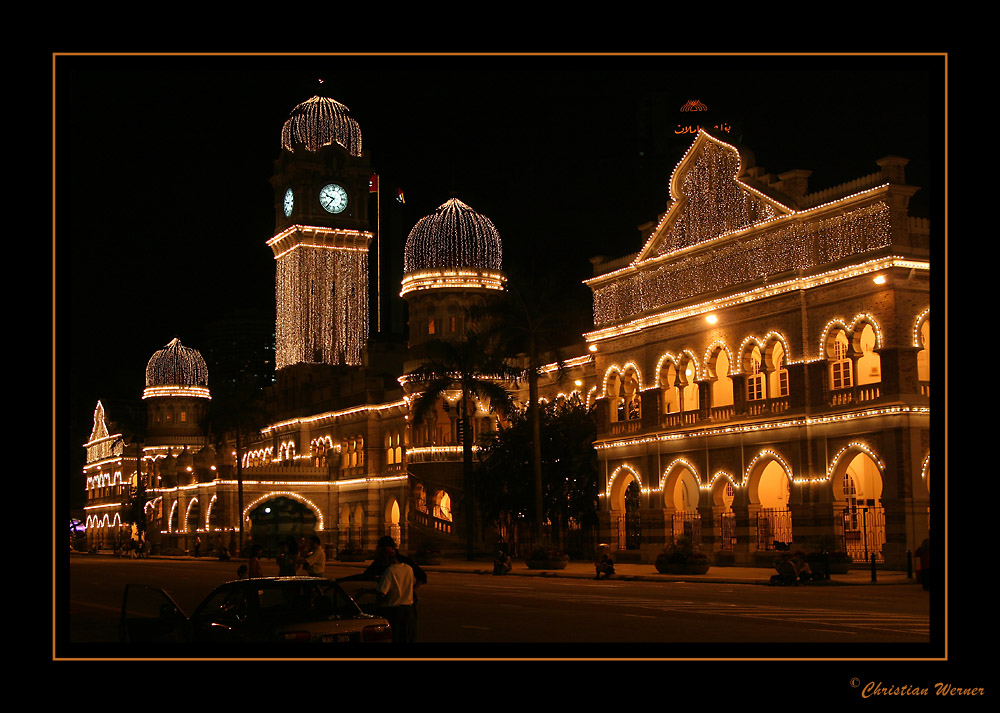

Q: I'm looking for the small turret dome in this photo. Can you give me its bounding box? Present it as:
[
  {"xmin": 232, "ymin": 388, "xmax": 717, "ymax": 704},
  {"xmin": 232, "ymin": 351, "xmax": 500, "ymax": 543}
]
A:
[
  {"xmin": 143, "ymin": 338, "xmax": 211, "ymax": 400},
  {"xmin": 281, "ymin": 95, "xmax": 362, "ymax": 156},
  {"xmin": 403, "ymin": 198, "xmax": 504, "ymax": 275},
  {"xmin": 145, "ymin": 338, "xmax": 208, "ymax": 387}
]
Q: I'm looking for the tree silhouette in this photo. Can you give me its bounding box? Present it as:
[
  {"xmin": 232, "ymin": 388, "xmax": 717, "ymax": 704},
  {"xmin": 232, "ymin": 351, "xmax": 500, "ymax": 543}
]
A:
[
  {"xmin": 406, "ymin": 332, "xmax": 520, "ymax": 559},
  {"xmin": 472, "ymin": 266, "xmax": 581, "ymax": 542},
  {"xmin": 207, "ymin": 379, "xmax": 269, "ymax": 554}
]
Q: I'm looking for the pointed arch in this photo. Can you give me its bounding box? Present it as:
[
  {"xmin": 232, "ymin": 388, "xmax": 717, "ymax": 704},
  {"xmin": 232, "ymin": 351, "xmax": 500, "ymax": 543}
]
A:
[
  {"xmin": 607, "ymin": 463, "xmax": 643, "ymax": 505},
  {"xmin": 244, "ymin": 491, "xmax": 325, "ymax": 531}
]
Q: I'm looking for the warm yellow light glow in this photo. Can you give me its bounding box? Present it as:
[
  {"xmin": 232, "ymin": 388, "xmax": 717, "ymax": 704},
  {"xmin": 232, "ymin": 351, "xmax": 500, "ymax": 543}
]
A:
[
  {"xmin": 399, "ymin": 268, "xmax": 507, "ymax": 296},
  {"xmin": 142, "ymin": 385, "xmax": 211, "ymax": 400},
  {"xmin": 873, "ymin": 274, "xmax": 887, "ymax": 284},
  {"xmin": 706, "ymin": 313, "xmax": 718, "ymax": 324}
]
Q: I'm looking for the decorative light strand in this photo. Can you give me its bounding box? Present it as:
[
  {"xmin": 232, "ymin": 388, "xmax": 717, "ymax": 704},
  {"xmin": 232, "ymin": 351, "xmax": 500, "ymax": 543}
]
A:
[
  {"xmin": 145, "ymin": 338, "xmax": 209, "ymax": 388},
  {"xmin": 281, "ymin": 96, "xmax": 362, "ymax": 156},
  {"xmin": 592, "ymin": 201, "xmax": 893, "ymax": 328},
  {"xmin": 403, "ymin": 198, "xmax": 503, "ymax": 276},
  {"xmin": 275, "ymin": 237, "xmax": 369, "ymax": 368}
]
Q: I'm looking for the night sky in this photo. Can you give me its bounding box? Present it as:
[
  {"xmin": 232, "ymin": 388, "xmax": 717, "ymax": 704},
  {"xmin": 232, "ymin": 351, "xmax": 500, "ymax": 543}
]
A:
[{"xmin": 57, "ymin": 53, "xmax": 944, "ymax": 505}]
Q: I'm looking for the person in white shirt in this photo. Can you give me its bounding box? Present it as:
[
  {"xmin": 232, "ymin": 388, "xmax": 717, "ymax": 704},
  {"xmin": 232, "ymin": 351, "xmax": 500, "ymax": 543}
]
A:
[
  {"xmin": 375, "ymin": 546, "xmax": 417, "ymax": 642},
  {"xmin": 300, "ymin": 535, "xmax": 326, "ymax": 576}
]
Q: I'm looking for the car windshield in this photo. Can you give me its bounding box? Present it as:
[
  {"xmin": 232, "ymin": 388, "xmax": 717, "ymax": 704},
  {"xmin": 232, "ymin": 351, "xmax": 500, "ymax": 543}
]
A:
[{"xmin": 255, "ymin": 580, "xmax": 362, "ymax": 620}]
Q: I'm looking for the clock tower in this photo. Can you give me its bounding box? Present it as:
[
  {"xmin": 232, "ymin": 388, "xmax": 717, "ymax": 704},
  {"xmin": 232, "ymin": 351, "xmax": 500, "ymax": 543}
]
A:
[{"xmin": 268, "ymin": 95, "xmax": 373, "ymax": 369}]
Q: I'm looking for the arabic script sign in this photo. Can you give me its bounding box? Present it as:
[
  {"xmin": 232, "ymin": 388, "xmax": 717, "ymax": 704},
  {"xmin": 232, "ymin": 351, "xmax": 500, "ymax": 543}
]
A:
[{"xmin": 674, "ymin": 99, "xmax": 733, "ymax": 136}]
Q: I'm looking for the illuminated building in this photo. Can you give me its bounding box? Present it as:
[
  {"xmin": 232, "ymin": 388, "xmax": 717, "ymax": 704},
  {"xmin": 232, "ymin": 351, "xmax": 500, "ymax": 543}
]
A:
[
  {"xmin": 83, "ymin": 338, "xmax": 215, "ymax": 552},
  {"xmin": 400, "ymin": 197, "xmax": 509, "ymax": 541},
  {"xmin": 81, "ymin": 96, "xmax": 930, "ymax": 570},
  {"xmin": 577, "ymin": 130, "xmax": 930, "ymax": 569}
]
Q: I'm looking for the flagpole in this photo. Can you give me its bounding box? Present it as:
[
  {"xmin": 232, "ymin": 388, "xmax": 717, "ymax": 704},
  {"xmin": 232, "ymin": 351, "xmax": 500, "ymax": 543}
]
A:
[{"xmin": 376, "ymin": 176, "xmax": 381, "ymax": 335}]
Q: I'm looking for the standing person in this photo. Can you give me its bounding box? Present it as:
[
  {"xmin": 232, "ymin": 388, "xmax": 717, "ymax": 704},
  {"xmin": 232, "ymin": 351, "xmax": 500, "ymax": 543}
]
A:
[
  {"xmin": 277, "ymin": 535, "xmax": 300, "ymax": 576},
  {"xmin": 194, "ymin": 536, "xmax": 201, "ymax": 558},
  {"xmin": 300, "ymin": 535, "xmax": 326, "ymax": 577},
  {"xmin": 916, "ymin": 535, "xmax": 930, "ymax": 591},
  {"xmin": 375, "ymin": 547, "xmax": 417, "ymax": 643},
  {"xmin": 248, "ymin": 544, "xmax": 264, "ymax": 578},
  {"xmin": 339, "ymin": 536, "xmax": 427, "ymax": 637}
]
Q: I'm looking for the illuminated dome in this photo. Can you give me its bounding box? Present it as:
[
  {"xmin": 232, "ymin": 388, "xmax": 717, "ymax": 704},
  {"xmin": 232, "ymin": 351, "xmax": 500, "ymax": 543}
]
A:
[
  {"xmin": 403, "ymin": 198, "xmax": 504, "ymax": 274},
  {"xmin": 143, "ymin": 338, "xmax": 210, "ymax": 399},
  {"xmin": 281, "ymin": 95, "xmax": 362, "ymax": 156}
]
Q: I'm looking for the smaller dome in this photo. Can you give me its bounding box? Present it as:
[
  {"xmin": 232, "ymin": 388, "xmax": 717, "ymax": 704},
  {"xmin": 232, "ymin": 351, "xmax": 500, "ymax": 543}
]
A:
[
  {"xmin": 403, "ymin": 198, "xmax": 504, "ymax": 275},
  {"xmin": 281, "ymin": 95, "xmax": 362, "ymax": 156},
  {"xmin": 145, "ymin": 338, "xmax": 209, "ymax": 388}
]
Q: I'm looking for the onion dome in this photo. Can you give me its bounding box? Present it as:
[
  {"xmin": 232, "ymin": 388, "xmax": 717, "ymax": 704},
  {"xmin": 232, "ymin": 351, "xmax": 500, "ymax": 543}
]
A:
[
  {"xmin": 404, "ymin": 198, "xmax": 503, "ymax": 274},
  {"xmin": 281, "ymin": 95, "xmax": 362, "ymax": 156},
  {"xmin": 143, "ymin": 338, "xmax": 211, "ymax": 400}
]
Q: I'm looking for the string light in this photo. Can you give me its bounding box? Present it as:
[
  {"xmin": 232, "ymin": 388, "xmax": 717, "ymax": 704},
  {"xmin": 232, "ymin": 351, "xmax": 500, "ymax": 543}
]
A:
[
  {"xmin": 144, "ymin": 338, "xmax": 209, "ymax": 390},
  {"xmin": 274, "ymin": 230, "xmax": 370, "ymax": 368},
  {"xmin": 403, "ymin": 198, "xmax": 504, "ymax": 277},
  {"xmin": 592, "ymin": 201, "xmax": 892, "ymax": 328},
  {"xmin": 281, "ymin": 96, "xmax": 362, "ymax": 156}
]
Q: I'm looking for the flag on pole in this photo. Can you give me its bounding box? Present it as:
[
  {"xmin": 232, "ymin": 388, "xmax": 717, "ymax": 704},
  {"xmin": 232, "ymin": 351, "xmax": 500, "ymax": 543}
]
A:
[
  {"xmin": 396, "ymin": 187, "xmax": 405, "ymax": 204},
  {"xmin": 369, "ymin": 174, "xmax": 378, "ymax": 193}
]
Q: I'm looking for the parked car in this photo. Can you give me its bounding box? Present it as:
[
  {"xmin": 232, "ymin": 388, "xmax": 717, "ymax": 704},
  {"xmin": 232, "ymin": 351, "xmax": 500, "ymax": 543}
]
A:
[{"xmin": 120, "ymin": 576, "xmax": 392, "ymax": 643}]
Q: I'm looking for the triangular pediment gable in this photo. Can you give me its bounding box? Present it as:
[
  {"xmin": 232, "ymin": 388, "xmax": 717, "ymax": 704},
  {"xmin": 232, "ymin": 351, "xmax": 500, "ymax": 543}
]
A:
[
  {"xmin": 89, "ymin": 401, "xmax": 110, "ymax": 443},
  {"xmin": 634, "ymin": 130, "xmax": 795, "ymax": 263}
]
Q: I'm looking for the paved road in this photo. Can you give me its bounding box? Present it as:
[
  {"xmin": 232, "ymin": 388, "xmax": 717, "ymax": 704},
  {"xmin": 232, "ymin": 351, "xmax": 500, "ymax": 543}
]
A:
[{"xmin": 61, "ymin": 554, "xmax": 932, "ymax": 656}]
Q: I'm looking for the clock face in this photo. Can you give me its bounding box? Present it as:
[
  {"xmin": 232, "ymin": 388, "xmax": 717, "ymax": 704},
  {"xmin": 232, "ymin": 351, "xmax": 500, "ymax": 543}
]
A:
[
  {"xmin": 283, "ymin": 188, "xmax": 294, "ymax": 217},
  {"xmin": 319, "ymin": 183, "xmax": 348, "ymax": 214}
]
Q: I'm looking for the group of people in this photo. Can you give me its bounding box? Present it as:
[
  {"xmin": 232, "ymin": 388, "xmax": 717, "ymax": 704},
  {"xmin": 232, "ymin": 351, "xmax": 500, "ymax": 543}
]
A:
[
  {"xmin": 232, "ymin": 534, "xmax": 426, "ymax": 642},
  {"xmin": 770, "ymin": 552, "xmax": 822, "ymax": 585},
  {"xmin": 339, "ymin": 536, "xmax": 427, "ymax": 643},
  {"xmin": 237, "ymin": 535, "xmax": 327, "ymax": 580}
]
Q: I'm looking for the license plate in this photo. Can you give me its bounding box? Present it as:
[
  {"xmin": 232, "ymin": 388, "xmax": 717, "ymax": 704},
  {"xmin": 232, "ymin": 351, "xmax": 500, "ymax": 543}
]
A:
[{"xmin": 321, "ymin": 634, "xmax": 351, "ymax": 643}]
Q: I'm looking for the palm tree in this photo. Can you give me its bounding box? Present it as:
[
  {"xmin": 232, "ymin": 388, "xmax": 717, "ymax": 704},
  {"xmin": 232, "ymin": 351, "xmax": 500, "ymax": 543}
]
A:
[
  {"xmin": 406, "ymin": 332, "xmax": 520, "ymax": 560},
  {"xmin": 473, "ymin": 266, "xmax": 582, "ymax": 543},
  {"xmin": 207, "ymin": 380, "xmax": 269, "ymax": 555},
  {"xmin": 106, "ymin": 401, "xmax": 148, "ymax": 549}
]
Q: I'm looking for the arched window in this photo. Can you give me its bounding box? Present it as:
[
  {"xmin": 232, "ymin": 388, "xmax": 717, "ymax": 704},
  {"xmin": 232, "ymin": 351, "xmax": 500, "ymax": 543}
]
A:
[
  {"xmin": 829, "ymin": 330, "xmax": 853, "ymax": 390},
  {"xmin": 659, "ymin": 360, "xmax": 681, "ymax": 414},
  {"xmin": 917, "ymin": 318, "xmax": 930, "ymax": 387},
  {"xmin": 767, "ymin": 340, "xmax": 789, "ymax": 398},
  {"xmin": 856, "ymin": 323, "xmax": 881, "ymax": 386},
  {"xmin": 623, "ymin": 366, "xmax": 641, "ymax": 420},
  {"xmin": 747, "ymin": 345, "xmax": 765, "ymax": 402},
  {"xmin": 679, "ymin": 356, "xmax": 699, "ymax": 413},
  {"xmin": 606, "ymin": 371, "xmax": 623, "ymax": 423},
  {"xmin": 711, "ymin": 349, "xmax": 734, "ymax": 407},
  {"xmin": 385, "ymin": 431, "xmax": 403, "ymax": 465}
]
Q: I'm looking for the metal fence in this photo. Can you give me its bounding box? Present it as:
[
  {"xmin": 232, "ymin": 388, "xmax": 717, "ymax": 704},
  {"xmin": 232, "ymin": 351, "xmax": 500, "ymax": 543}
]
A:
[
  {"xmin": 719, "ymin": 511, "xmax": 736, "ymax": 551},
  {"xmin": 671, "ymin": 511, "xmax": 702, "ymax": 545},
  {"xmin": 756, "ymin": 508, "xmax": 793, "ymax": 550},
  {"xmin": 838, "ymin": 505, "xmax": 885, "ymax": 563}
]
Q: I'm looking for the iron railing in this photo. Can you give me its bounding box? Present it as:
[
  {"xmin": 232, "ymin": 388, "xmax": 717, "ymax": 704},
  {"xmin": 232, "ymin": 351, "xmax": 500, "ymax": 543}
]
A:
[
  {"xmin": 839, "ymin": 505, "xmax": 885, "ymax": 563},
  {"xmin": 756, "ymin": 508, "xmax": 793, "ymax": 550}
]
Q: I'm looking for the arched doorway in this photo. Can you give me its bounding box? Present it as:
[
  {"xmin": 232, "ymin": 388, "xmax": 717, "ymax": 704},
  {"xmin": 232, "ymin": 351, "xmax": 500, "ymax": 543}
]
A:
[
  {"xmin": 609, "ymin": 467, "xmax": 643, "ymax": 551},
  {"xmin": 752, "ymin": 459, "xmax": 792, "ymax": 550},
  {"xmin": 247, "ymin": 496, "xmax": 318, "ymax": 556},
  {"xmin": 837, "ymin": 451, "xmax": 885, "ymax": 563},
  {"xmin": 662, "ymin": 464, "xmax": 702, "ymax": 544}
]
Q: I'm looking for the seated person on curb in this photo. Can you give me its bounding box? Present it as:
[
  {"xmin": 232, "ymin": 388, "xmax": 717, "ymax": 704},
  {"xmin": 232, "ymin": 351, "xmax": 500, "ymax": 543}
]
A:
[
  {"xmin": 493, "ymin": 550, "xmax": 512, "ymax": 575},
  {"xmin": 595, "ymin": 553, "xmax": 615, "ymax": 580},
  {"xmin": 770, "ymin": 553, "xmax": 799, "ymax": 585},
  {"xmin": 792, "ymin": 552, "xmax": 815, "ymax": 583}
]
